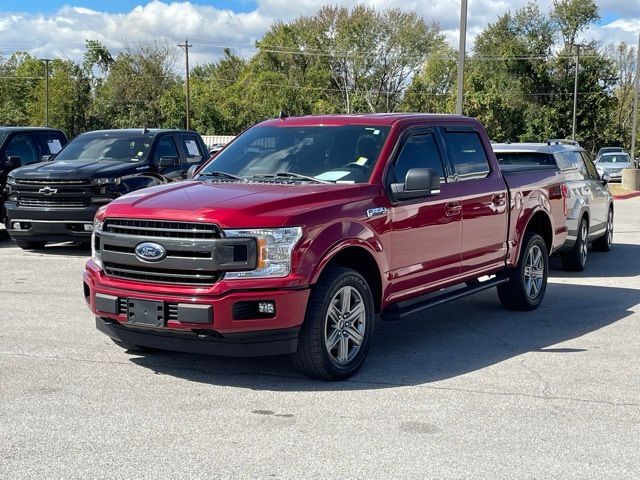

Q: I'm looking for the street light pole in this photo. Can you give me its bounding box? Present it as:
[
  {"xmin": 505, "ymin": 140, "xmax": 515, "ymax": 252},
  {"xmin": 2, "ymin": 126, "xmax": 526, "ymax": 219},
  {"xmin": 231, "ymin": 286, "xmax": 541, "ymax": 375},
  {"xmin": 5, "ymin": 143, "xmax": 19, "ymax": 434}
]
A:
[
  {"xmin": 631, "ymin": 32, "xmax": 640, "ymax": 165},
  {"xmin": 456, "ymin": 0, "xmax": 468, "ymax": 116},
  {"xmin": 178, "ymin": 39, "xmax": 192, "ymax": 130},
  {"xmin": 42, "ymin": 58, "xmax": 51, "ymax": 126},
  {"xmin": 572, "ymin": 45, "xmax": 581, "ymax": 141}
]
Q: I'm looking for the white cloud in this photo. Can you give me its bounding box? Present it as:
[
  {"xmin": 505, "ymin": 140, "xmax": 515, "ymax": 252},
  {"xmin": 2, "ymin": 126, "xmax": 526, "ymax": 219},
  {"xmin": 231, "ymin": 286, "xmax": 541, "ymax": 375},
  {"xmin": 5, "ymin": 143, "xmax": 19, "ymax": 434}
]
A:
[{"xmin": 0, "ymin": 0, "xmax": 638, "ymax": 66}]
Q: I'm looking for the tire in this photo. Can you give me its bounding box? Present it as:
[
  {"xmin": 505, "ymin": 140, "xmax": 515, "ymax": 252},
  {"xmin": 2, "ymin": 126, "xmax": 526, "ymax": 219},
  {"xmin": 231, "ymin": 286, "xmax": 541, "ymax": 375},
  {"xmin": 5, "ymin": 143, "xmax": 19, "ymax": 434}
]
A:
[
  {"xmin": 560, "ymin": 216, "xmax": 588, "ymax": 272},
  {"xmin": 15, "ymin": 240, "xmax": 47, "ymax": 250},
  {"xmin": 291, "ymin": 266, "xmax": 375, "ymax": 380},
  {"xmin": 498, "ymin": 232, "xmax": 549, "ymax": 311},
  {"xmin": 111, "ymin": 339, "xmax": 153, "ymax": 353},
  {"xmin": 592, "ymin": 208, "xmax": 613, "ymax": 252}
]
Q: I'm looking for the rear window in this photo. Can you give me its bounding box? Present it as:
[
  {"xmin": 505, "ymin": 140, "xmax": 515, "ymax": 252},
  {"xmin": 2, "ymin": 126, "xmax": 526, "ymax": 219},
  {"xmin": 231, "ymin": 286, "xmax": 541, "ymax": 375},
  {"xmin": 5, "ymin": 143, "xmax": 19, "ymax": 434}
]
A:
[{"xmin": 495, "ymin": 152, "xmax": 556, "ymax": 167}]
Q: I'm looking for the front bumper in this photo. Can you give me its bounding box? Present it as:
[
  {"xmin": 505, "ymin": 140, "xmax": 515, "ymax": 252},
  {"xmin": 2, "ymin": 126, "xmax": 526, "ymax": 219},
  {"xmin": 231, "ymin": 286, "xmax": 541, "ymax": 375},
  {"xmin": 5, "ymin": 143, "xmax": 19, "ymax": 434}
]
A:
[
  {"xmin": 84, "ymin": 265, "xmax": 310, "ymax": 357},
  {"xmin": 5, "ymin": 201, "xmax": 99, "ymax": 242}
]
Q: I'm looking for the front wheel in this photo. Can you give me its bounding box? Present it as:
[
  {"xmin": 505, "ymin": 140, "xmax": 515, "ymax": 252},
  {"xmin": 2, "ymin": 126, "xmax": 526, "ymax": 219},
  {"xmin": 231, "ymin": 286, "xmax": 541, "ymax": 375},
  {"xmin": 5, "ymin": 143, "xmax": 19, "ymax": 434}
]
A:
[
  {"xmin": 291, "ymin": 266, "xmax": 375, "ymax": 380},
  {"xmin": 498, "ymin": 232, "xmax": 548, "ymax": 311},
  {"xmin": 592, "ymin": 208, "xmax": 613, "ymax": 252}
]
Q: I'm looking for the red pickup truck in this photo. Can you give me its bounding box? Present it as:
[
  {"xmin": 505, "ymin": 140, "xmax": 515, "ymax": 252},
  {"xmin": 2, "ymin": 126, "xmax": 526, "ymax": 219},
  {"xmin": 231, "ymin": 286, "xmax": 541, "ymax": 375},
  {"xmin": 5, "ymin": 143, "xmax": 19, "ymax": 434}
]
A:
[{"xmin": 84, "ymin": 114, "xmax": 566, "ymax": 380}]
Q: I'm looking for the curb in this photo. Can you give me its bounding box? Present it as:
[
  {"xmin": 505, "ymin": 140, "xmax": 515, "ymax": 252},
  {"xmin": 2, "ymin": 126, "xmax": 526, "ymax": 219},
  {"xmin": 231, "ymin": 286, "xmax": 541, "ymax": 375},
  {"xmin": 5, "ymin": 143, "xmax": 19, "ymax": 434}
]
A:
[{"xmin": 613, "ymin": 190, "xmax": 640, "ymax": 200}]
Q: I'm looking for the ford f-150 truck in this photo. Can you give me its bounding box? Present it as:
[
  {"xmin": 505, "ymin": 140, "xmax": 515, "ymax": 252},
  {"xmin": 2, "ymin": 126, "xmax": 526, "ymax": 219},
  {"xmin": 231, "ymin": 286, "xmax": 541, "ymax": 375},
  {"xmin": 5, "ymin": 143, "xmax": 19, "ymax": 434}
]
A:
[
  {"xmin": 4, "ymin": 128, "xmax": 208, "ymax": 249},
  {"xmin": 84, "ymin": 114, "xmax": 567, "ymax": 380}
]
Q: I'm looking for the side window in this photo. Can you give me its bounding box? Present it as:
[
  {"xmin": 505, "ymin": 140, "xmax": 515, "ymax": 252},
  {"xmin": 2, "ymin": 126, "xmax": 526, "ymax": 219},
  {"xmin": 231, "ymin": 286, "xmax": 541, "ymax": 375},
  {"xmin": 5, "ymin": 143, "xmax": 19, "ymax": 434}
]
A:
[
  {"xmin": 572, "ymin": 152, "xmax": 589, "ymax": 180},
  {"xmin": 581, "ymin": 152, "xmax": 599, "ymax": 180},
  {"xmin": 35, "ymin": 133, "xmax": 66, "ymax": 156},
  {"xmin": 178, "ymin": 134, "xmax": 205, "ymax": 164},
  {"xmin": 5, "ymin": 135, "xmax": 38, "ymax": 165},
  {"xmin": 554, "ymin": 152, "xmax": 574, "ymax": 171},
  {"xmin": 153, "ymin": 136, "xmax": 179, "ymax": 166},
  {"xmin": 444, "ymin": 131, "xmax": 491, "ymax": 180},
  {"xmin": 392, "ymin": 133, "xmax": 445, "ymax": 184}
]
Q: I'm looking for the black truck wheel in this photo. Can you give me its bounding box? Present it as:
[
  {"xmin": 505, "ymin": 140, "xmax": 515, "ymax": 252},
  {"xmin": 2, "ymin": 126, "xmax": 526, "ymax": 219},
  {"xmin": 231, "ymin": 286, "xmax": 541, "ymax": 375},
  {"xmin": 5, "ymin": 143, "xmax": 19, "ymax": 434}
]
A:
[
  {"xmin": 15, "ymin": 240, "xmax": 47, "ymax": 250},
  {"xmin": 561, "ymin": 216, "xmax": 588, "ymax": 271},
  {"xmin": 592, "ymin": 208, "xmax": 613, "ymax": 252},
  {"xmin": 498, "ymin": 232, "xmax": 548, "ymax": 311},
  {"xmin": 292, "ymin": 266, "xmax": 374, "ymax": 380}
]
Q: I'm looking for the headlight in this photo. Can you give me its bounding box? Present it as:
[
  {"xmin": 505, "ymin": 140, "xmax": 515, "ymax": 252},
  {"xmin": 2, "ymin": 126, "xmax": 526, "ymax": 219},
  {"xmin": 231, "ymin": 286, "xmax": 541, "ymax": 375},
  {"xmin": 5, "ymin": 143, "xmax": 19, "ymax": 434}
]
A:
[
  {"xmin": 91, "ymin": 218, "xmax": 104, "ymax": 268},
  {"xmin": 6, "ymin": 175, "xmax": 16, "ymax": 185},
  {"xmin": 92, "ymin": 177, "xmax": 120, "ymax": 186},
  {"xmin": 223, "ymin": 227, "xmax": 302, "ymax": 279}
]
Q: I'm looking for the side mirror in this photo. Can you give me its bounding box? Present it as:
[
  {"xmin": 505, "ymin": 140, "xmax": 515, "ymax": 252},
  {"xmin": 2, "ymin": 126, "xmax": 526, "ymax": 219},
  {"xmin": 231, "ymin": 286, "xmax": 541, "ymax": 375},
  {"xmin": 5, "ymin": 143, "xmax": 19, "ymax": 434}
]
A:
[
  {"xmin": 41, "ymin": 154, "xmax": 54, "ymax": 162},
  {"xmin": 4, "ymin": 156, "xmax": 21, "ymax": 168},
  {"xmin": 601, "ymin": 171, "xmax": 610, "ymax": 184},
  {"xmin": 187, "ymin": 165, "xmax": 199, "ymax": 179},
  {"xmin": 158, "ymin": 156, "xmax": 179, "ymax": 168},
  {"xmin": 391, "ymin": 168, "xmax": 440, "ymax": 201}
]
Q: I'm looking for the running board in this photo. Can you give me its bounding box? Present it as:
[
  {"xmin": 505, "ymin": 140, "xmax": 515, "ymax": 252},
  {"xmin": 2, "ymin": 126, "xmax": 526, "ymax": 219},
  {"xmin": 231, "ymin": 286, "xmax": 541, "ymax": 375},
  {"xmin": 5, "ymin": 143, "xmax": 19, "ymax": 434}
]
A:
[{"xmin": 381, "ymin": 276, "xmax": 509, "ymax": 321}]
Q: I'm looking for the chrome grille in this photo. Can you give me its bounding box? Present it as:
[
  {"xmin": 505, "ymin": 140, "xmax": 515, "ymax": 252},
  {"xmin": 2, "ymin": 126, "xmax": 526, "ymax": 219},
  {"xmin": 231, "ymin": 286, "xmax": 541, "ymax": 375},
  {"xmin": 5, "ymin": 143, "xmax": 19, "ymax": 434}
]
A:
[
  {"xmin": 103, "ymin": 262, "xmax": 220, "ymax": 285},
  {"xmin": 15, "ymin": 178, "xmax": 90, "ymax": 185},
  {"xmin": 18, "ymin": 197, "xmax": 88, "ymax": 208},
  {"xmin": 103, "ymin": 219, "xmax": 220, "ymax": 239}
]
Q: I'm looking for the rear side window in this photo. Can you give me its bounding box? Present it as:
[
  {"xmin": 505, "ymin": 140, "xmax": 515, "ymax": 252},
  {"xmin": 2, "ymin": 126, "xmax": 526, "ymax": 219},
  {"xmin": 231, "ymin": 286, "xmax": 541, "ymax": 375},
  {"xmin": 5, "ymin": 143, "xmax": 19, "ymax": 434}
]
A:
[
  {"xmin": 495, "ymin": 152, "xmax": 556, "ymax": 167},
  {"xmin": 153, "ymin": 136, "xmax": 179, "ymax": 165},
  {"xmin": 444, "ymin": 131, "xmax": 490, "ymax": 180},
  {"xmin": 555, "ymin": 151, "xmax": 588, "ymax": 180},
  {"xmin": 177, "ymin": 134, "xmax": 204, "ymax": 164},
  {"xmin": 581, "ymin": 152, "xmax": 599, "ymax": 180},
  {"xmin": 392, "ymin": 133, "xmax": 445, "ymax": 184}
]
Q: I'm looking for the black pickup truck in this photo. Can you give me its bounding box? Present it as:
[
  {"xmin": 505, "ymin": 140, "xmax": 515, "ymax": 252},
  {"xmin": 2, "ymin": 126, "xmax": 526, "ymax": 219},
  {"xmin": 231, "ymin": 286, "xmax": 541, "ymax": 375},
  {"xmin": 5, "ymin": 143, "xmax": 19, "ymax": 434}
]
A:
[
  {"xmin": 4, "ymin": 128, "xmax": 209, "ymax": 249},
  {"xmin": 0, "ymin": 127, "xmax": 68, "ymax": 215}
]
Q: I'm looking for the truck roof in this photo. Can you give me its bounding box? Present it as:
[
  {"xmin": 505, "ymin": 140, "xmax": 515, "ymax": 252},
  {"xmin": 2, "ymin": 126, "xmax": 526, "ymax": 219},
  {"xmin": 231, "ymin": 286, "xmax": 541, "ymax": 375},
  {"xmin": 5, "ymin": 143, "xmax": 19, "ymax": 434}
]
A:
[
  {"xmin": 79, "ymin": 128, "xmax": 196, "ymax": 138},
  {"xmin": 0, "ymin": 126, "xmax": 65, "ymax": 133},
  {"xmin": 259, "ymin": 113, "xmax": 475, "ymax": 127},
  {"xmin": 492, "ymin": 142, "xmax": 584, "ymax": 154}
]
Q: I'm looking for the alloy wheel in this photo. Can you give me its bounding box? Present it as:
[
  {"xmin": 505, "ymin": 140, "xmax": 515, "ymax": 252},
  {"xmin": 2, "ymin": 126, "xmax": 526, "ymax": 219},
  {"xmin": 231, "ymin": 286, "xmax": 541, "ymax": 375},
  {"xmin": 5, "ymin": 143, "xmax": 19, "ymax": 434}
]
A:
[
  {"xmin": 324, "ymin": 286, "xmax": 366, "ymax": 366},
  {"xmin": 523, "ymin": 244, "xmax": 545, "ymax": 300}
]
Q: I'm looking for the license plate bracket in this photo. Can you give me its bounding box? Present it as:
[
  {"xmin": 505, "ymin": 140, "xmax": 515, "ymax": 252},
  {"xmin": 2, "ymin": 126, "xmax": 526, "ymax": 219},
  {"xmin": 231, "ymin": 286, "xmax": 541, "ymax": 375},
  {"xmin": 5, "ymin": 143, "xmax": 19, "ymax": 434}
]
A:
[{"xmin": 127, "ymin": 299, "xmax": 165, "ymax": 327}]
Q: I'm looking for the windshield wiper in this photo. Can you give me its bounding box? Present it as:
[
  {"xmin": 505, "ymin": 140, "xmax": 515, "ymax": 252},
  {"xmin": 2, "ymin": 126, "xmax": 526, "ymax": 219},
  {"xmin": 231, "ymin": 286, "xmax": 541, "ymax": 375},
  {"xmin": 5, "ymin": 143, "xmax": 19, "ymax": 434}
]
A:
[
  {"xmin": 197, "ymin": 171, "xmax": 244, "ymax": 181},
  {"xmin": 253, "ymin": 171, "xmax": 334, "ymax": 184}
]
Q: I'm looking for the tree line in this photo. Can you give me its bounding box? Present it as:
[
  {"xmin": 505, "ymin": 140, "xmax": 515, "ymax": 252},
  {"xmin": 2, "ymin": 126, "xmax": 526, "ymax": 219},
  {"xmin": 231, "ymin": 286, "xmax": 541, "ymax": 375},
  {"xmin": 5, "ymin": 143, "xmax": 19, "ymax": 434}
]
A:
[{"xmin": 0, "ymin": 0, "xmax": 637, "ymax": 154}]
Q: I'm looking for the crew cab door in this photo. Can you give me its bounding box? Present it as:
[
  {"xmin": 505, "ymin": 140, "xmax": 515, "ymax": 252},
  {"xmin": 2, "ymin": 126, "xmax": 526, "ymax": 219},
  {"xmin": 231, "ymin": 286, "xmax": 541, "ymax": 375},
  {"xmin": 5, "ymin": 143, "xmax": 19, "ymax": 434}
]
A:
[
  {"xmin": 386, "ymin": 128, "xmax": 462, "ymax": 300},
  {"xmin": 440, "ymin": 127, "xmax": 509, "ymax": 277},
  {"xmin": 152, "ymin": 134, "xmax": 184, "ymax": 181}
]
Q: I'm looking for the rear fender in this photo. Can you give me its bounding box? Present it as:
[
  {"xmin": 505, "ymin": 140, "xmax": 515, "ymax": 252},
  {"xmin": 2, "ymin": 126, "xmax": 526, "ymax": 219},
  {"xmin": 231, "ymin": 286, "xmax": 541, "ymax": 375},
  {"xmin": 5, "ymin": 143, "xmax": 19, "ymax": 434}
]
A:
[{"xmin": 508, "ymin": 197, "xmax": 554, "ymax": 267}]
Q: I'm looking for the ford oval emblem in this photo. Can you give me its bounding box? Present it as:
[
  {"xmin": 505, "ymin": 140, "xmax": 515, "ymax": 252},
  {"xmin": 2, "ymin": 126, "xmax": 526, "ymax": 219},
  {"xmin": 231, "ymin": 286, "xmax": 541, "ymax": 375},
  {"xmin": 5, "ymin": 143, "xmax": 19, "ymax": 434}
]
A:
[{"xmin": 135, "ymin": 242, "xmax": 166, "ymax": 262}]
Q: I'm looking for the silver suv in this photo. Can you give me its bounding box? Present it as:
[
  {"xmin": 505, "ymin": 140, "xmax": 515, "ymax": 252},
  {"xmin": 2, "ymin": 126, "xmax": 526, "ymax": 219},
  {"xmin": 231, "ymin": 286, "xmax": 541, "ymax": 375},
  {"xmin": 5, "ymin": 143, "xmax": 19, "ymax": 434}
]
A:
[{"xmin": 492, "ymin": 140, "xmax": 613, "ymax": 271}]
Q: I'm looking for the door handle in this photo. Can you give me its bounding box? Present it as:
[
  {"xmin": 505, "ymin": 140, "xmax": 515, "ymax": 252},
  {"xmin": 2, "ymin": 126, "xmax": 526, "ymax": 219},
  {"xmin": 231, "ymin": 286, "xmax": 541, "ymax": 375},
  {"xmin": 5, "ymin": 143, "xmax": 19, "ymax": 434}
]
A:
[
  {"xmin": 491, "ymin": 193, "xmax": 507, "ymax": 207},
  {"xmin": 445, "ymin": 201, "xmax": 462, "ymax": 216}
]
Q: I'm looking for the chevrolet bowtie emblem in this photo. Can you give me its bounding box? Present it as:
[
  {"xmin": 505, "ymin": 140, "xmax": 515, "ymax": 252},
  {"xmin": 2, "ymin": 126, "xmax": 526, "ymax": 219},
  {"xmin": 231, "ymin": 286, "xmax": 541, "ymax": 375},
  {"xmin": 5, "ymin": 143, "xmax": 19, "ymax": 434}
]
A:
[{"xmin": 38, "ymin": 186, "xmax": 58, "ymax": 195}]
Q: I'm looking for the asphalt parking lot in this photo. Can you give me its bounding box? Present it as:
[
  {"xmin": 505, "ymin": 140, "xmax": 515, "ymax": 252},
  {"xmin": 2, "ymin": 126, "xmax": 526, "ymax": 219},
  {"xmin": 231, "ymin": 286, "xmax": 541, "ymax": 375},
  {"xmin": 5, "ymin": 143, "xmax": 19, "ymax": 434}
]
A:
[{"xmin": 1, "ymin": 199, "xmax": 639, "ymax": 479}]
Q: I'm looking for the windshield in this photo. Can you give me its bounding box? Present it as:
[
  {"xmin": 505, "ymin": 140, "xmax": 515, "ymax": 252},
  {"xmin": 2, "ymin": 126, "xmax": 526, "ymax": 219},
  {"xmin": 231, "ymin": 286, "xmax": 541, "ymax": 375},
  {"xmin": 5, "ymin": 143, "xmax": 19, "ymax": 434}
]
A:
[
  {"xmin": 599, "ymin": 154, "xmax": 630, "ymax": 163},
  {"xmin": 55, "ymin": 135, "xmax": 152, "ymax": 162},
  {"xmin": 494, "ymin": 151, "xmax": 556, "ymax": 167},
  {"xmin": 198, "ymin": 125, "xmax": 390, "ymax": 183}
]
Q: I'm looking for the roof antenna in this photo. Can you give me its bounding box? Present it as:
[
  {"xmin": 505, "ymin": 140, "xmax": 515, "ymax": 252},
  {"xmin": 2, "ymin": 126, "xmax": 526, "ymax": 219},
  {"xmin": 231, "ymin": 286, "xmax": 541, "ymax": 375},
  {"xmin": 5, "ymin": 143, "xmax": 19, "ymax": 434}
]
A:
[
  {"xmin": 278, "ymin": 111, "xmax": 288, "ymax": 120},
  {"xmin": 142, "ymin": 126, "xmax": 149, "ymax": 134}
]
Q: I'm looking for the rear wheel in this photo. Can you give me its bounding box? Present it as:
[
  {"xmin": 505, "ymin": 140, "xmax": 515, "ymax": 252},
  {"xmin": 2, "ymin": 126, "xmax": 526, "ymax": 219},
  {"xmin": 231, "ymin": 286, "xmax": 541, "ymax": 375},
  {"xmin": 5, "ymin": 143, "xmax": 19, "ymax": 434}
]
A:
[
  {"xmin": 592, "ymin": 208, "xmax": 613, "ymax": 252},
  {"xmin": 561, "ymin": 216, "xmax": 588, "ymax": 271},
  {"xmin": 291, "ymin": 266, "xmax": 374, "ymax": 380},
  {"xmin": 498, "ymin": 232, "xmax": 548, "ymax": 311},
  {"xmin": 15, "ymin": 240, "xmax": 47, "ymax": 250}
]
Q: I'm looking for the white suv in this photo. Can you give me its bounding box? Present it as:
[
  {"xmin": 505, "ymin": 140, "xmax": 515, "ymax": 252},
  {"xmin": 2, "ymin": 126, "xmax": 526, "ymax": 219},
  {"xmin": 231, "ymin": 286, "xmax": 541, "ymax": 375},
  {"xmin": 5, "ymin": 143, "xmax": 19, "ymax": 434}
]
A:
[{"xmin": 493, "ymin": 140, "xmax": 613, "ymax": 271}]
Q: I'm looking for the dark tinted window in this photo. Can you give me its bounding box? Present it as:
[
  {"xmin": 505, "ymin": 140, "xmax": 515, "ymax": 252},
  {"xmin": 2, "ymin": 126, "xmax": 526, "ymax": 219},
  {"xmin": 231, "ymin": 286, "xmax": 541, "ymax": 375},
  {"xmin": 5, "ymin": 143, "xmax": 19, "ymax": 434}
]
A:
[
  {"xmin": 444, "ymin": 132, "xmax": 490, "ymax": 179},
  {"xmin": 35, "ymin": 132, "xmax": 66, "ymax": 156},
  {"xmin": 153, "ymin": 136, "xmax": 179, "ymax": 165},
  {"xmin": 6, "ymin": 135, "xmax": 38, "ymax": 165},
  {"xmin": 495, "ymin": 152, "xmax": 556, "ymax": 167},
  {"xmin": 177, "ymin": 134, "xmax": 204, "ymax": 164},
  {"xmin": 392, "ymin": 133, "xmax": 445, "ymax": 184}
]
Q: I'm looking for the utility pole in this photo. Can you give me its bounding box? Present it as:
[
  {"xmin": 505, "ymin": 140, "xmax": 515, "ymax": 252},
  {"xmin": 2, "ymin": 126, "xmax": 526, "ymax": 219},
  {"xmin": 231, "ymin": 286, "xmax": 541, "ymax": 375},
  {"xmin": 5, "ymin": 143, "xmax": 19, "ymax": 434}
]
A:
[
  {"xmin": 631, "ymin": 32, "xmax": 640, "ymax": 166},
  {"xmin": 42, "ymin": 59, "xmax": 52, "ymax": 126},
  {"xmin": 178, "ymin": 39, "xmax": 192, "ymax": 130},
  {"xmin": 456, "ymin": 0, "xmax": 468, "ymax": 115},
  {"xmin": 572, "ymin": 44, "xmax": 582, "ymax": 141}
]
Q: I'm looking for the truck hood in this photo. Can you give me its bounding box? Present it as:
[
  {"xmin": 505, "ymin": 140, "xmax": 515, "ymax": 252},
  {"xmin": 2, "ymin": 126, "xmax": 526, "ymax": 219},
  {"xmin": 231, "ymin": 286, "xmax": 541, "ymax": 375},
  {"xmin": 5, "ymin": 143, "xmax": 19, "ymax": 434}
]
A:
[
  {"xmin": 10, "ymin": 159, "xmax": 147, "ymax": 180},
  {"xmin": 104, "ymin": 180, "xmax": 375, "ymax": 229}
]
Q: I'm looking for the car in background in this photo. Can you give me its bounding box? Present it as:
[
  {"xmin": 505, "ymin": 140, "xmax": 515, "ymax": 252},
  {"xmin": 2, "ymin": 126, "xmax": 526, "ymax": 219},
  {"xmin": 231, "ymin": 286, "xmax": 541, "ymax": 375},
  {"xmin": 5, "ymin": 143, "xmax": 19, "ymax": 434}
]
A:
[
  {"xmin": 595, "ymin": 146, "xmax": 624, "ymax": 161},
  {"xmin": 4, "ymin": 128, "xmax": 208, "ymax": 249},
  {"xmin": 1, "ymin": 127, "xmax": 68, "ymax": 214},
  {"xmin": 594, "ymin": 152, "xmax": 632, "ymax": 182},
  {"xmin": 208, "ymin": 143, "xmax": 226, "ymax": 156},
  {"xmin": 493, "ymin": 139, "xmax": 613, "ymax": 272}
]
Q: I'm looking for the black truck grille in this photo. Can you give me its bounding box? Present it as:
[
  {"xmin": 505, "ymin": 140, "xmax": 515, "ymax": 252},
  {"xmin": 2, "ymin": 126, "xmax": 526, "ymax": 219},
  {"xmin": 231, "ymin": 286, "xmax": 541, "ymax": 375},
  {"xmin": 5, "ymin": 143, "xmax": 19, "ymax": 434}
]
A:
[
  {"xmin": 18, "ymin": 197, "xmax": 89, "ymax": 208},
  {"xmin": 15, "ymin": 178, "xmax": 90, "ymax": 186},
  {"xmin": 103, "ymin": 262, "xmax": 220, "ymax": 285},
  {"xmin": 103, "ymin": 219, "xmax": 221, "ymax": 239}
]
